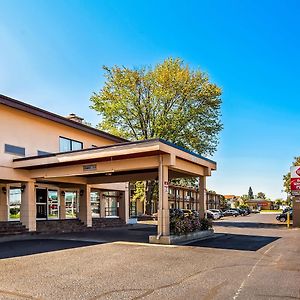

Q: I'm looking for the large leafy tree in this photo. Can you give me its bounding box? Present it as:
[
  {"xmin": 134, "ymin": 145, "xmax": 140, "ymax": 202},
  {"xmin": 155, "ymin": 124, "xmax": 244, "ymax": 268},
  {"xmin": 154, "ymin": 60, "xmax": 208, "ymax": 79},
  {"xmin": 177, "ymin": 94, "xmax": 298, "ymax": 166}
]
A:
[
  {"xmin": 283, "ymin": 156, "xmax": 300, "ymax": 194},
  {"xmin": 91, "ymin": 58, "xmax": 222, "ymax": 156},
  {"xmin": 91, "ymin": 58, "xmax": 222, "ymax": 214}
]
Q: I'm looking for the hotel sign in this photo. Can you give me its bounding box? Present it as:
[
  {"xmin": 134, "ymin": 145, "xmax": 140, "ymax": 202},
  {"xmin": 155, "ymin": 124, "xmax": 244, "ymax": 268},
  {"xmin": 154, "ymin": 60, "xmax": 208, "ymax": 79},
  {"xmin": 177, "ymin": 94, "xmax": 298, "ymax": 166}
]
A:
[
  {"xmin": 83, "ymin": 164, "xmax": 97, "ymax": 172},
  {"xmin": 290, "ymin": 166, "xmax": 300, "ymax": 196}
]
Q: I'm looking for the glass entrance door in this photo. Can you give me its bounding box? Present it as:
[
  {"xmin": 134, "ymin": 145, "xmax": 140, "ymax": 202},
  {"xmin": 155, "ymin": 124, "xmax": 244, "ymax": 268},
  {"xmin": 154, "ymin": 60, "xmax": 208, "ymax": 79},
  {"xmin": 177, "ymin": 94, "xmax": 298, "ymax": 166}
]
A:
[
  {"xmin": 9, "ymin": 187, "xmax": 21, "ymax": 221},
  {"xmin": 36, "ymin": 188, "xmax": 47, "ymax": 219},
  {"xmin": 65, "ymin": 191, "xmax": 78, "ymax": 219},
  {"xmin": 104, "ymin": 191, "xmax": 118, "ymax": 217},
  {"xmin": 91, "ymin": 191, "xmax": 100, "ymax": 218},
  {"xmin": 48, "ymin": 190, "xmax": 59, "ymax": 219}
]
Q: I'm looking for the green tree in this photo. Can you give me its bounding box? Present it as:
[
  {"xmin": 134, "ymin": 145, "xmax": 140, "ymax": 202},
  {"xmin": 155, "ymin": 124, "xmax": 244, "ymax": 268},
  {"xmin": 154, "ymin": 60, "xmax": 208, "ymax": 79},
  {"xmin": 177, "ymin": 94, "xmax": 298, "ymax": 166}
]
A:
[
  {"xmin": 274, "ymin": 198, "xmax": 283, "ymax": 206},
  {"xmin": 90, "ymin": 57, "xmax": 222, "ymax": 156},
  {"xmin": 240, "ymin": 194, "xmax": 249, "ymax": 201},
  {"xmin": 257, "ymin": 192, "xmax": 266, "ymax": 199},
  {"xmin": 283, "ymin": 156, "xmax": 300, "ymax": 194},
  {"xmin": 91, "ymin": 58, "xmax": 223, "ymax": 214},
  {"xmin": 248, "ymin": 187, "xmax": 254, "ymax": 199},
  {"xmin": 132, "ymin": 181, "xmax": 146, "ymax": 203}
]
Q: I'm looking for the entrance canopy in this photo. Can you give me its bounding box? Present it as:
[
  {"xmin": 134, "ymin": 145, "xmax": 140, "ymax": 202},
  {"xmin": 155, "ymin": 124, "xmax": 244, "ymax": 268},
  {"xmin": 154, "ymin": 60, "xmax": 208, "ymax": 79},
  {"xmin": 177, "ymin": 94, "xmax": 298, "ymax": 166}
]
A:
[{"xmin": 13, "ymin": 139, "xmax": 216, "ymax": 184}]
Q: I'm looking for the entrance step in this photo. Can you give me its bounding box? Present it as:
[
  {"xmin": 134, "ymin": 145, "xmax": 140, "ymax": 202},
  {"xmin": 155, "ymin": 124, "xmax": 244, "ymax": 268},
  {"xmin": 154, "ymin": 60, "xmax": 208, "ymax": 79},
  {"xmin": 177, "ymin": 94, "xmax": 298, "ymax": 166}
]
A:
[
  {"xmin": 92, "ymin": 218, "xmax": 126, "ymax": 229},
  {"xmin": 36, "ymin": 219, "xmax": 86, "ymax": 234},
  {"xmin": 0, "ymin": 221, "xmax": 29, "ymax": 236}
]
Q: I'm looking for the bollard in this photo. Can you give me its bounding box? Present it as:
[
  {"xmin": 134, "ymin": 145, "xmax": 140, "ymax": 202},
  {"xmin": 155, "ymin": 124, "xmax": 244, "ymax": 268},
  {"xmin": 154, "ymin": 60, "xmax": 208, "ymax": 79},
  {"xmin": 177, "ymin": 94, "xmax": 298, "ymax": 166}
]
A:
[{"xmin": 287, "ymin": 211, "xmax": 290, "ymax": 228}]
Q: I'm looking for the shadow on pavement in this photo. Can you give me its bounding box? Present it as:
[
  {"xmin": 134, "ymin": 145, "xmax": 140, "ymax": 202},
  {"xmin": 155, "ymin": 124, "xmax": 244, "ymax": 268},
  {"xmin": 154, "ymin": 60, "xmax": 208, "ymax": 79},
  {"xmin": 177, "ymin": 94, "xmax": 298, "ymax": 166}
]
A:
[
  {"xmin": 0, "ymin": 239, "xmax": 99, "ymax": 259},
  {"xmin": 0, "ymin": 225, "xmax": 281, "ymax": 259},
  {"xmin": 187, "ymin": 233, "xmax": 280, "ymax": 251},
  {"xmin": 0, "ymin": 225, "xmax": 157, "ymax": 259}
]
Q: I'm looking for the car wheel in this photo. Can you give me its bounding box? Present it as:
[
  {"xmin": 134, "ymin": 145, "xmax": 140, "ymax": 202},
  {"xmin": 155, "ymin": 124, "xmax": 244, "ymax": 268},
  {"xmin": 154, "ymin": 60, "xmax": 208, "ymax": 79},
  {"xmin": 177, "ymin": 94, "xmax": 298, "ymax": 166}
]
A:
[{"xmin": 279, "ymin": 216, "xmax": 286, "ymax": 222}]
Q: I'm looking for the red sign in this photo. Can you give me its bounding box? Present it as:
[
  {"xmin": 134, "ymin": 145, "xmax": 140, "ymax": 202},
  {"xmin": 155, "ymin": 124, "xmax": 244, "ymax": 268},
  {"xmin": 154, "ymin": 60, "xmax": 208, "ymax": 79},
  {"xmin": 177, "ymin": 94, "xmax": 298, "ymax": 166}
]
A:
[{"xmin": 291, "ymin": 178, "xmax": 300, "ymax": 191}]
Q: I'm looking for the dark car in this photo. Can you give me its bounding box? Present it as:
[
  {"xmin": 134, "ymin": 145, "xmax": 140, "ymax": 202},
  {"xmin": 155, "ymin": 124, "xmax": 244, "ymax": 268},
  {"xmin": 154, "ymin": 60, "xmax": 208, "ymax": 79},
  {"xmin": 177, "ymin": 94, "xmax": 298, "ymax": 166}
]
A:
[
  {"xmin": 276, "ymin": 210, "xmax": 293, "ymax": 222},
  {"xmin": 223, "ymin": 209, "xmax": 239, "ymax": 217},
  {"xmin": 283, "ymin": 207, "xmax": 292, "ymax": 213},
  {"xmin": 230, "ymin": 208, "xmax": 245, "ymax": 216}
]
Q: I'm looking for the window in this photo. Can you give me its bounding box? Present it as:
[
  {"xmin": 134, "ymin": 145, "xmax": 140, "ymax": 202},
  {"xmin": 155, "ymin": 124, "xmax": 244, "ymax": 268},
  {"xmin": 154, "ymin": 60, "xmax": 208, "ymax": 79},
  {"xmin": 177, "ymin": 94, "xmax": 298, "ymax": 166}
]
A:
[
  {"xmin": 37, "ymin": 150, "xmax": 51, "ymax": 156},
  {"xmin": 5, "ymin": 144, "xmax": 25, "ymax": 156},
  {"xmin": 59, "ymin": 137, "xmax": 83, "ymax": 152}
]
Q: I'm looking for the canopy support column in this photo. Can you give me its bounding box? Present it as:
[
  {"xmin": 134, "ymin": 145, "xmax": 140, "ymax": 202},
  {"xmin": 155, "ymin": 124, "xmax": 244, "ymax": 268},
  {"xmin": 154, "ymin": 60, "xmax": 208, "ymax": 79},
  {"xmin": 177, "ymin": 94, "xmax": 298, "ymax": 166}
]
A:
[
  {"xmin": 79, "ymin": 185, "xmax": 92, "ymax": 227},
  {"xmin": 157, "ymin": 157, "xmax": 170, "ymax": 237},
  {"xmin": 198, "ymin": 176, "xmax": 206, "ymax": 219},
  {"xmin": 0, "ymin": 184, "xmax": 9, "ymax": 221},
  {"xmin": 21, "ymin": 181, "xmax": 36, "ymax": 231}
]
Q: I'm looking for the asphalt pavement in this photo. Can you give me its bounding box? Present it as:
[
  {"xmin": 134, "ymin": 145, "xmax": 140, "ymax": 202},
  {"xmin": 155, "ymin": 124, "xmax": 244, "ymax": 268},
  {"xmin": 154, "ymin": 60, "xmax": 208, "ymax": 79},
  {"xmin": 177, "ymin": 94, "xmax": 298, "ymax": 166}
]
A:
[{"xmin": 0, "ymin": 213, "xmax": 299, "ymax": 300}]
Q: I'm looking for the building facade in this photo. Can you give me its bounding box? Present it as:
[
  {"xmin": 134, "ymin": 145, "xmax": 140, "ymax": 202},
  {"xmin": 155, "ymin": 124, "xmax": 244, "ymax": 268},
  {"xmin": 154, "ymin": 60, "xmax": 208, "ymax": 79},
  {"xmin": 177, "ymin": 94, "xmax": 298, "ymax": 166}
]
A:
[
  {"xmin": 0, "ymin": 94, "xmax": 217, "ymax": 242},
  {"xmin": 0, "ymin": 94, "xmax": 130, "ymax": 232}
]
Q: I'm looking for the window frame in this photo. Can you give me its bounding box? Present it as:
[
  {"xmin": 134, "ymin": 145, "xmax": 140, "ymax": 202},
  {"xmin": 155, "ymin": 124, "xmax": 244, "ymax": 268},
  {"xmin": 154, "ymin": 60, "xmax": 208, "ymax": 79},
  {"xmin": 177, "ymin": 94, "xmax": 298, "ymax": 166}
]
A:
[
  {"xmin": 59, "ymin": 136, "xmax": 83, "ymax": 152},
  {"xmin": 4, "ymin": 144, "xmax": 25, "ymax": 156}
]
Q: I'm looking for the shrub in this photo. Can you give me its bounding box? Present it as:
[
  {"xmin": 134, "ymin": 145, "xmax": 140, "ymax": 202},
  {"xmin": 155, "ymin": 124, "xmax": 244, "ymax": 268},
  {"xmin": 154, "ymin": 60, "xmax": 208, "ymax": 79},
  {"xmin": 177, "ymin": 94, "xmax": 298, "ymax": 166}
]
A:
[{"xmin": 170, "ymin": 209, "xmax": 212, "ymax": 235}]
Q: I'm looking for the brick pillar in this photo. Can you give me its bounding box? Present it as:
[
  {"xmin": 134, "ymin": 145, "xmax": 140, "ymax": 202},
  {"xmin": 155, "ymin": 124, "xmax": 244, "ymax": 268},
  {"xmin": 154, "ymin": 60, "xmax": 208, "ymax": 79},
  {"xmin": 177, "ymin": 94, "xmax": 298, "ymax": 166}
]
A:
[
  {"xmin": 21, "ymin": 181, "xmax": 36, "ymax": 231},
  {"xmin": 59, "ymin": 189, "xmax": 66, "ymax": 219},
  {"xmin": 78, "ymin": 185, "xmax": 92, "ymax": 227},
  {"xmin": 157, "ymin": 161, "xmax": 169, "ymax": 236},
  {"xmin": 198, "ymin": 176, "xmax": 206, "ymax": 219},
  {"xmin": 0, "ymin": 184, "xmax": 9, "ymax": 221}
]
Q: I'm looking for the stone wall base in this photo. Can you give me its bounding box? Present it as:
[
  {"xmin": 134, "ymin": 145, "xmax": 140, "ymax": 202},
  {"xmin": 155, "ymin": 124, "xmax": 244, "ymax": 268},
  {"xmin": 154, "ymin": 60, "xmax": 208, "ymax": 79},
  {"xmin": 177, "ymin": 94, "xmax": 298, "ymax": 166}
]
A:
[{"xmin": 149, "ymin": 229, "xmax": 214, "ymax": 245}]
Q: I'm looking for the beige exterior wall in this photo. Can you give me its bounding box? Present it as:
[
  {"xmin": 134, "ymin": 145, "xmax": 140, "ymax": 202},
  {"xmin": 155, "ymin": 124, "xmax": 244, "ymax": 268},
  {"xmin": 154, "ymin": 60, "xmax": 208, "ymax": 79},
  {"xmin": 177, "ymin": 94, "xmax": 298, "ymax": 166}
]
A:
[
  {"xmin": 0, "ymin": 103, "xmax": 130, "ymax": 228},
  {"xmin": 0, "ymin": 104, "xmax": 118, "ymax": 178}
]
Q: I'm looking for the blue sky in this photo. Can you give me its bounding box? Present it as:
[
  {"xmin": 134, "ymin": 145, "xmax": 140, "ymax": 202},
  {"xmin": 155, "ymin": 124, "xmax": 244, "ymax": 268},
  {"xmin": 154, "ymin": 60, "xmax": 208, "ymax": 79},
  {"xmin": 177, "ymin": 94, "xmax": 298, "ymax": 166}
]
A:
[{"xmin": 1, "ymin": 0, "xmax": 300, "ymax": 199}]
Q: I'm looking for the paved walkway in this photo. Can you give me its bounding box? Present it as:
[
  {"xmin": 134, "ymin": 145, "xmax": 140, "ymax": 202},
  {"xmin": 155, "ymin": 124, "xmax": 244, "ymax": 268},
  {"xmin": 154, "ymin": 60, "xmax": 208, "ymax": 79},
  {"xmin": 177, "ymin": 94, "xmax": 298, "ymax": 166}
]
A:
[{"xmin": 0, "ymin": 214, "xmax": 299, "ymax": 299}]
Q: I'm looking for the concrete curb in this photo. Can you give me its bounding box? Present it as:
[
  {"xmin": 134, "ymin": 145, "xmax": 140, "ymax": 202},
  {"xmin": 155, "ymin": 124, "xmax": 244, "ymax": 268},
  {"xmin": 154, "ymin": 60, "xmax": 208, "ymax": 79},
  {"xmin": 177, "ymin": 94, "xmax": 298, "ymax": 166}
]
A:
[{"xmin": 149, "ymin": 229, "xmax": 214, "ymax": 245}]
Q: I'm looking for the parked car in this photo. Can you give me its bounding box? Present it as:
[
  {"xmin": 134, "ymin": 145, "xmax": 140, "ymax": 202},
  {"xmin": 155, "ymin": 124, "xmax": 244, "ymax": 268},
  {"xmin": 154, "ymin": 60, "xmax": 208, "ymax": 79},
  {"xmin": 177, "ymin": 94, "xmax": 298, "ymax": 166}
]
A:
[
  {"xmin": 210, "ymin": 209, "xmax": 224, "ymax": 218},
  {"xmin": 206, "ymin": 210, "xmax": 214, "ymax": 220},
  {"xmin": 276, "ymin": 210, "xmax": 293, "ymax": 222},
  {"xmin": 251, "ymin": 208, "xmax": 260, "ymax": 214},
  {"xmin": 237, "ymin": 208, "xmax": 248, "ymax": 216},
  {"xmin": 282, "ymin": 207, "xmax": 292, "ymax": 213},
  {"xmin": 223, "ymin": 209, "xmax": 239, "ymax": 217},
  {"xmin": 206, "ymin": 210, "xmax": 221, "ymax": 220}
]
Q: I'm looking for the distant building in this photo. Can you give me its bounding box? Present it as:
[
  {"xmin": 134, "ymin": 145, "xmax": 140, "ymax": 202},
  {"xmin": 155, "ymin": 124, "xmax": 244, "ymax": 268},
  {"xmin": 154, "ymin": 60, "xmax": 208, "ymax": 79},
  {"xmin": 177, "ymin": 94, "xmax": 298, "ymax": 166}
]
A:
[
  {"xmin": 246, "ymin": 199, "xmax": 273, "ymax": 210},
  {"xmin": 131, "ymin": 184, "xmax": 224, "ymax": 216},
  {"xmin": 224, "ymin": 195, "xmax": 241, "ymax": 208}
]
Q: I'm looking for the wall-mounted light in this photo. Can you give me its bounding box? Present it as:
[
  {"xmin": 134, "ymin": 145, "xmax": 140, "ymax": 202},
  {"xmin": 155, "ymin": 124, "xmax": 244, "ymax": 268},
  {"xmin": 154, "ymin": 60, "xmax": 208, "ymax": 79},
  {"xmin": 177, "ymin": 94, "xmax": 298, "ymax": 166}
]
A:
[
  {"xmin": 61, "ymin": 191, "xmax": 65, "ymax": 197},
  {"xmin": 21, "ymin": 184, "xmax": 26, "ymax": 193},
  {"xmin": 1, "ymin": 187, "xmax": 7, "ymax": 194},
  {"xmin": 79, "ymin": 189, "xmax": 84, "ymax": 196}
]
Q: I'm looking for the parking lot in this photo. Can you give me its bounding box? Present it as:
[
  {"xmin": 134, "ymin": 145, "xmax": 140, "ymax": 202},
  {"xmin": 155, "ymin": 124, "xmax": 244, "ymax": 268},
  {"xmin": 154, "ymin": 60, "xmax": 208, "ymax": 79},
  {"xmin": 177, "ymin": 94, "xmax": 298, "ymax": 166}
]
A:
[{"xmin": 0, "ymin": 213, "xmax": 299, "ymax": 299}]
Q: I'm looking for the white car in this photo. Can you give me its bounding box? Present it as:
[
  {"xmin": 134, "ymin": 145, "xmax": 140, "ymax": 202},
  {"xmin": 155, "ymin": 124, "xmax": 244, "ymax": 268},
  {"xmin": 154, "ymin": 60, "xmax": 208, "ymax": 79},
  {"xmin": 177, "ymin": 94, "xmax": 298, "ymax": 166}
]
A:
[{"xmin": 206, "ymin": 210, "xmax": 221, "ymax": 220}]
